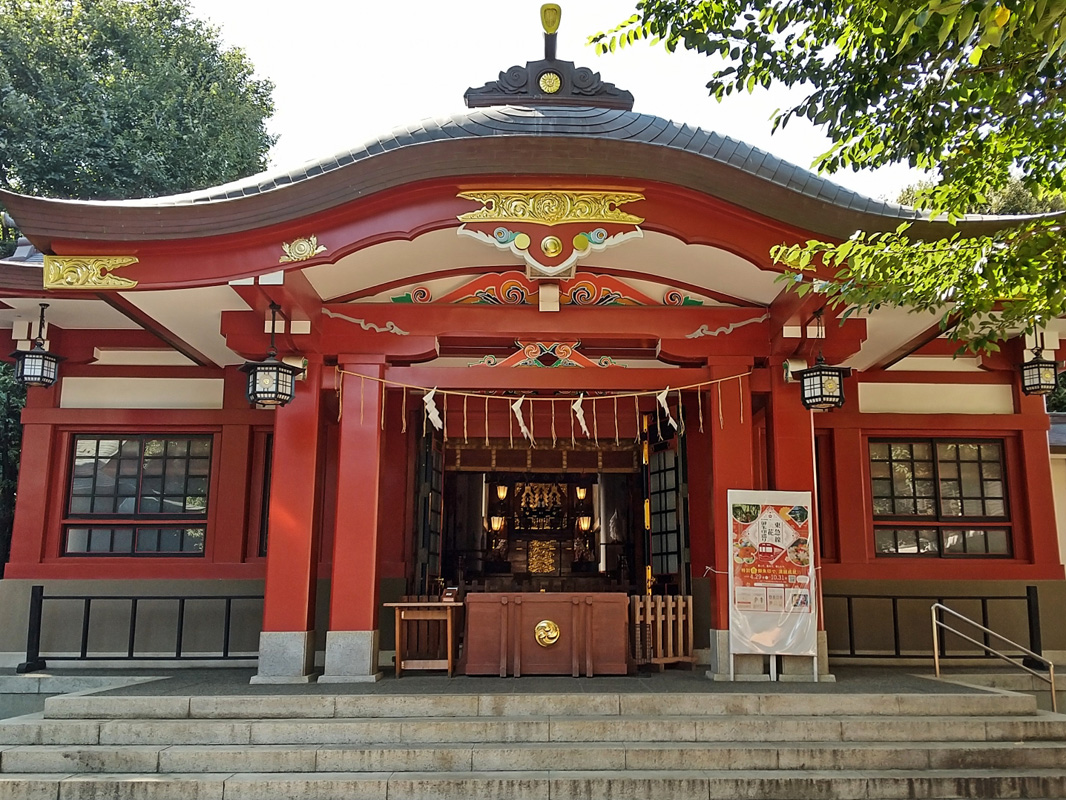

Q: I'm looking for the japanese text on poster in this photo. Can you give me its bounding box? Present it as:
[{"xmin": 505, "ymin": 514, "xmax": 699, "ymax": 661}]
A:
[{"xmin": 727, "ymin": 489, "xmax": 816, "ymax": 656}]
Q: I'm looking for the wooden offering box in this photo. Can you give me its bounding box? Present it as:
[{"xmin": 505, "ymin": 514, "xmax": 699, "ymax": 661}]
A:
[{"xmin": 461, "ymin": 592, "xmax": 629, "ymax": 677}]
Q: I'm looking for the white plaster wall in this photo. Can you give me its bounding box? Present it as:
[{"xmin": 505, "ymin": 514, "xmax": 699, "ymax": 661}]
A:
[
  {"xmin": 857, "ymin": 383, "xmax": 1014, "ymax": 415},
  {"xmin": 1050, "ymin": 456, "xmax": 1066, "ymax": 568},
  {"xmin": 60, "ymin": 378, "xmax": 224, "ymax": 409}
]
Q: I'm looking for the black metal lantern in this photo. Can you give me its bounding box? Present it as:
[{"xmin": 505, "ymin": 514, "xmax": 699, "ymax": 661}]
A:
[
  {"xmin": 239, "ymin": 302, "xmax": 302, "ymax": 407},
  {"xmin": 11, "ymin": 304, "xmax": 62, "ymax": 388},
  {"xmin": 1020, "ymin": 335, "xmax": 1059, "ymax": 396},
  {"xmin": 793, "ymin": 355, "xmax": 850, "ymax": 410},
  {"xmin": 792, "ymin": 309, "xmax": 850, "ymax": 410}
]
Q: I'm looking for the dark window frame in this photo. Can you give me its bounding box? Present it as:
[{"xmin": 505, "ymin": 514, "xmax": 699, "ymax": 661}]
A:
[
  {"xmin": 868, "ymin": 438, "xmax": 1012, "ymax": 559},
  {"xmin": 62, "ymin": 434, "xmax": 213, "ymax": 558}
]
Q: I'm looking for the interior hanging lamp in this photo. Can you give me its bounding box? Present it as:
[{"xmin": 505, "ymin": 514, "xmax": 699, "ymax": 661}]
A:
[
  {"xmin": 792, "ymin": 309, "xmax": 851, "ymax": 410},
  {"xmin": 1020, "ymin": 333, "xmax": 1059, "ymax": 396},
  {"xmin": 239, "ymin": 302, "xmax": 302, "ymax": 407},
  {"xmin": 11, "ymin": 303, "xmax": 63, "ymax": 388}
]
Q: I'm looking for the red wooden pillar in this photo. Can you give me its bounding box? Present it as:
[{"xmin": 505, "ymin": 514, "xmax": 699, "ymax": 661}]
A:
[
  {"xmin": 833, "ymin": 427, "xmax": 870, "ymax": 565},
  {"xmin": 321, "ymin": 358, "xmax": 386, "ymax": 682},
  {"xmin": 7, "ymin": 384, "xmax": 61, "ymax": 573},
  {"xmin": 1015, "ymin": 389, "xmax": 1061, "ymax": 568},
  {"xmin": 708, "ymin": 369, "xmax": 754, "ymax": 673},
  {"xmin": 252, "ymin": 357, "xmax": 323, "ymax": 683}
]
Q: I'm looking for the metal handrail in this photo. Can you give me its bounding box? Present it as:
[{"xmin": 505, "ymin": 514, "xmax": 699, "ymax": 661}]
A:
[{"xmin": 931, "ymin": 602, "xmax": 1057, "ymax": 713}]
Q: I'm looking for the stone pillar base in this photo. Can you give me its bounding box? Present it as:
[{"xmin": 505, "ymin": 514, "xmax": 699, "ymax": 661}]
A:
[
  {"xmin": 250, "ymin": 630, "xmax": 315, "ymax": 684},
  {"xmin": 705, "ymin": 629, "xmax": 835, "ymax": 682},
  {"xmin": 319, "ymin": 630, "xmax": 383, "ymax": 683}
]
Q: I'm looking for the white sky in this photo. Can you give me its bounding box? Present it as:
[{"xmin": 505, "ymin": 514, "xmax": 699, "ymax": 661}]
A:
[{"xmin": 189, "ymin": 0, "xmax": 923, "ymax": 202}]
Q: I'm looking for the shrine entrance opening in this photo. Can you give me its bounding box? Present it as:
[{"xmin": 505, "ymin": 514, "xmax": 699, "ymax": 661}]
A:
[{"xmin": 409, "ymin": 413, "xmax": 692, "ymax": 600}]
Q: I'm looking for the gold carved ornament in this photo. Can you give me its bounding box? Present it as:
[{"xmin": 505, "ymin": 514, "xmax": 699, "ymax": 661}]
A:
[
  {"xmin": 279, "ymin": 235, "xmax": 327, "ymax": 263},
  {"xmin": 527, "ymin": 539, "xmax": 557, "ymax": 573},
  {"xmin": 534, "ymin": 619, "xmax": 561, "ymax": 648},
  {"xmin": 43, "ymin": 256, "xmax": 138, "ymax": 290},
  {"xmin": 456, "ymin": 190, "xmax": 645, "ymax": 227}
]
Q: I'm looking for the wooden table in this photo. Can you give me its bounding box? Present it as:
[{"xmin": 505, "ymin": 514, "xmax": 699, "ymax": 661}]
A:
[{"xmin": 383, "ymin": 601, "xmax": 462, "ymax": 677}]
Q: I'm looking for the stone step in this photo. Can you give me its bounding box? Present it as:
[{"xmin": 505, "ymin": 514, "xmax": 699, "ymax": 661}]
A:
[
  {"xmin": 41, "ymin": 690, "xmax": 1038, "ymax": 720},
  {"xmin": 1, "ymin": 768, "xmax": 1065, "ymax": 800},
  {"xmin": 4, "ymin": 712, "xmax": 1066, "ymax": 746},
  {"xmin": 4, "ymin": 740, "xmax": 1066, "ymax": 774}
]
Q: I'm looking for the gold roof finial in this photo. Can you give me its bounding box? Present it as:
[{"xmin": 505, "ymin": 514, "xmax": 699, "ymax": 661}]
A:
[
  {"xmin": 541, "ymin": 4, "xmax": 561, "ymax": 34},
  {"xmin": 541, "ymin": 4, "xmax": 561, "ymax": 59}
]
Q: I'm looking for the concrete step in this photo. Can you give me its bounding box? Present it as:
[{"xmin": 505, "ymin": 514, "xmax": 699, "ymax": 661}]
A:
[
  {"xmin": 1, "ymin": 768, "xmax": 1065, "ymax": 800},
  {"xmin": 4, "ymin": 740, "xmax": 1066, "ymax": 774},
  {"xmin": 5, "ymin": 712, "xmax": 1066, "ymax": 746},
  {"xmin": 41, "ymin": 690, "xmax": 1039, "ymax": 720}
]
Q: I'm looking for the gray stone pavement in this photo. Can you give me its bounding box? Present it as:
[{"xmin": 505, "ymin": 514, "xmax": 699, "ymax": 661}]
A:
[{"xmin": 1, "ymin": 665, "xmax": 980, "ymax": 696}]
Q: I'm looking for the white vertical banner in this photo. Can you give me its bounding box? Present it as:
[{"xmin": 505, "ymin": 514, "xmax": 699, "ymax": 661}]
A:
[{"xmin": 727, "ymin": 489, "xmax": 816, "ymax": 656}]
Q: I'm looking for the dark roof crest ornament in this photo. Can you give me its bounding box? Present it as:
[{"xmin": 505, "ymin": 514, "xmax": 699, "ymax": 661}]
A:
[{"xmin": 464, "ymin": 4, "xmax": 634, "ymax": 111}]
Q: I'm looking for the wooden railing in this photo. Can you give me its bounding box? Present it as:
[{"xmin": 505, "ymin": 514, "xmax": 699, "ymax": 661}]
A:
[{"xmin": 629, "ymin": 595, "xmax": 695, "ymax": 669}]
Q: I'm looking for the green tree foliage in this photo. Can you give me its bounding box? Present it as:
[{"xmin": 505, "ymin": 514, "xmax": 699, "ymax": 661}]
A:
[
  {"xmin": 0, "ymin": 1, "xmax": 276, "ymax": 572},
  {"xmin": 592, "ymin": 1, "xmax": 1066, "ymax": 350},
  {"xmin": 899, "ymin": 178, "xmax": 1065, "ymax": 216},
  {"xmin": 0, "ymin": 0, "xmax": 276, "ymax": 200},
  {"xmin": 0, "ymin": 366, "xmax": 24, "ymax": 576}
]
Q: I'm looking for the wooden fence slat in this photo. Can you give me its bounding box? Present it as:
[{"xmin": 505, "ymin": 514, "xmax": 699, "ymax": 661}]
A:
[{"xmin": 627, "ymin": 594, "xmax": 696, "ymax": 667}]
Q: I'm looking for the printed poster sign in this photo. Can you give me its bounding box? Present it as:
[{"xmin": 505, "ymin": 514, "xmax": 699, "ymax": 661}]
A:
[{"xmin": 727, "ymin": 489, "xmax": 816, "ymax": 656}]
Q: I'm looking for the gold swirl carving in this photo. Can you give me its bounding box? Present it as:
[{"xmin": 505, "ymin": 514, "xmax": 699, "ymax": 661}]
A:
[
  {"xmin": 457, "ymin": 190, "xmax": 645, "ymax": 226},
  {"xmin": 279, "ymin": 235, "xmax": 327, "ymax": 263},
  {"xmin": 534, "ymin": 619, "xmax": 561, "ymax": 648},
  {"xmin": 43, "ymin": 255, "xmax": 138, "ymax": 290},
  {"xmin": 528, "ymin": 539, "xmax": 557, "ymax": 573}
]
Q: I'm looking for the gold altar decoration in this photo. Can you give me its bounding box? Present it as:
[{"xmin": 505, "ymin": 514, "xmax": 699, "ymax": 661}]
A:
[
  {"xmin": 528, "ymin": 540, "xmax": 557, "ymax": 574},
  {"xmin": 43, "ymin": 255, "xmax": 138, "ymax": 290},
  {"xmin": 279, "ymin": 235, "xmax": 327, "ymax": 263},
  {"xmin": 457, "ymin": 190, "xmax": 644, "ymax": 226},
  {"xmin": 534, "ymin": 619, "xmax": 561, "ymax": 647}
]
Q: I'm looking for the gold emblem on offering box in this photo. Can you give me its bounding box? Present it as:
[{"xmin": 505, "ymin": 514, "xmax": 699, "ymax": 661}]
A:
[
  {"xmin": 534, "ymin": 619, "xmax": 560, "ymax": 647},
  {"xmin": 528, "ymin": 539, "xmax": 557, "ymax": 573}
]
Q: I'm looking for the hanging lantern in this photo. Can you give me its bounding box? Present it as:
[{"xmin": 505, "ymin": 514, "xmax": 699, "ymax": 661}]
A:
[
  {"xmin": 496, "ymin": 485, "xmax": 509, "ymax": 501},
  {"xmin": 490, "ymin": 516, "xmax": 506, "ymax": 533},
  {"xmin": 1020, "ymin": 336, "xmax": 1059, "ymax": 396},
  {"xmin": 792, "ymin": 309, "xmax": 850, "ymax": 410},
  {"xmin": 11, "ymin": 304, "xmax": 63, "ymax": 388},
  {"xmin": 239, "ymin": 302, "xmax": 303, "ymax": 407},
  {"xmin": 793, "ymin": 355, "xmax": 850, "ymax": 410},
  {"xmin": 577, "ymin": 515, "xmax": 592, "ymax": 532},
  {"xmin": 575, "ymin": 486, "xmax": 588, "ymax": 501}
]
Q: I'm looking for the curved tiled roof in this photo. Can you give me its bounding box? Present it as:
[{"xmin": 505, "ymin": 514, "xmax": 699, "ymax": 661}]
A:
[
  {"xmin": 2, "ymin": 105, "xmax": 1044, "ymax": 247},
  {"xmin": 106, "ymin": 105, "xmax": 925, "ymax": 220}
]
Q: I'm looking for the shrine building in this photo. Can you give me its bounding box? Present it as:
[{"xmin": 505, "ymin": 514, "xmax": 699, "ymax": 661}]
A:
[{"xmin": 0, "ymin": 9, "xmax": 1064, "ymax": 681}]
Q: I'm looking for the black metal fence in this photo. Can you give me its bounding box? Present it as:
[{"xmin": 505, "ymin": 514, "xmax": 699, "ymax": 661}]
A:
[
  {"xmin": 17, "ymin": 585, "xmax": 263, "ymax": 673},
  {"xmin": 823, "ymin": 586, "xmax": 1042, "ymax": 660}
]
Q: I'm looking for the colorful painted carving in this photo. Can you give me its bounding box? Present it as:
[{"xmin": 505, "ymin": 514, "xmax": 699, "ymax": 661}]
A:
[
  {"xmin": 390, "ymin": 272, "xmax": 661, "ymax": 306},
  {"xmin": 469, "ymin": 341, "xmax": 623, "ymax": 369},
  {"xmin": 456, "ymin": 190, "xmax": 644, "ymax": 279}
]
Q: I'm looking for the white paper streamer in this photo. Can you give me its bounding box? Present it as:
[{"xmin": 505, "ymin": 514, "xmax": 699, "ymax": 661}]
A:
[
  {"xmin": 511, "ymin": 396, "xmax": 534, "ymax": 443},
  {"xmin": 571, "ymin": 393, "xmax": 591, "ymax": 437},
  {"xmin": 422, "ymin": 387, "xmax": 443, "ymax": 431},
  {"xmin": 656, "ymin": 386, "xmax": 679, "ymax": 430}
]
